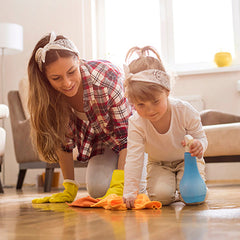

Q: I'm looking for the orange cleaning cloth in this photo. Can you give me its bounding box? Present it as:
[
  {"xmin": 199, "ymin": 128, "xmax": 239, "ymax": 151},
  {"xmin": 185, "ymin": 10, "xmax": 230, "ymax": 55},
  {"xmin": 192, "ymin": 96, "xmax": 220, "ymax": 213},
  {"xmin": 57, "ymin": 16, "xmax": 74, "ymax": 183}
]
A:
[
  {"xmin": 67, "ymin": 196, "xmax": 99, "ymax": 207},
  {"xmin": 67, "ymin": 194, "xmax": 162, "ymax": 211},
  {"xmin": 133, "ymin": 193, "xmax": 162, "ymax": 210},
  {"xmin": 91, "ymin": 194, "xmax": 127, "ymax": 210}
]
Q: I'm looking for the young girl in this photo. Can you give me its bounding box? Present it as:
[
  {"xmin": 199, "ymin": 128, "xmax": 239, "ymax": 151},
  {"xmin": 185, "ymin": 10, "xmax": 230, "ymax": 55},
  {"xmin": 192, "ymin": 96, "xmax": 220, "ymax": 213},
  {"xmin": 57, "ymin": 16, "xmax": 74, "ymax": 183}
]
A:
[
  {"xmin": 123, "ymin": 46, "xmax": 208, "ymax": 207},
  {"xmin": 28, "ymin": 32, "xmax": 132, "ymax": 203}
]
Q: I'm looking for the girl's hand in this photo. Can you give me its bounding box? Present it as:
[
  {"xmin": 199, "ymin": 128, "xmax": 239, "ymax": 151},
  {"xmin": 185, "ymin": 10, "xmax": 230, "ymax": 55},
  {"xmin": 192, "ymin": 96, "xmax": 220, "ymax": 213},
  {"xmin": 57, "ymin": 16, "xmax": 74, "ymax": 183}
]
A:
[
  {"xmin": 181, "ymin": 139, "xmax": 203, "ymax": 158},
  {"xmin": 123, "ymin": 196, "xmax": 136, "ymax": 209}
]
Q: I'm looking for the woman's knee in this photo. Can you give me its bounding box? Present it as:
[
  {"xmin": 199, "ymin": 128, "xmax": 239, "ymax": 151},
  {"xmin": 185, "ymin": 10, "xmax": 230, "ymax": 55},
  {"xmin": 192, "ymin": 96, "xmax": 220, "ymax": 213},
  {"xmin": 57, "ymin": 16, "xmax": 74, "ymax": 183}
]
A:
[
  {"xmin": 86, "ymin": 177, "xmax": 109, "ymax": 198},
  {"xmin": 85, "ymin": 149, "xmax": 118, "ymax": 198}
]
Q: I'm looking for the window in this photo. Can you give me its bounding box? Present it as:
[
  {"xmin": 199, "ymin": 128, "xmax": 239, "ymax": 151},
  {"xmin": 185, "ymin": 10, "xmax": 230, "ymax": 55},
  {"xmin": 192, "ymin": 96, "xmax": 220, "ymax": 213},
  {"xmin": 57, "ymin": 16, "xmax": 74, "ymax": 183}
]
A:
[
  {"xmin": 96, "ymin": 0, "xmax": 161, "ymax": 66},
  {"xmin": 94, "ymin": 0, "xmax": 240, "ymax": 73},
  {"xmin": 172, "ymin": 0, "xmax": 235, "ymax": 65}
]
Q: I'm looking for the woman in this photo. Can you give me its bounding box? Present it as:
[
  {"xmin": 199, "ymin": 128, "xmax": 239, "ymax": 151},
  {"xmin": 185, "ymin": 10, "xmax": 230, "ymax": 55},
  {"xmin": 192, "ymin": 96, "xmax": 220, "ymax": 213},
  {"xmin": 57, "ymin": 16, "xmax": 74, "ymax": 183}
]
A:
[{"xmin": 28, "ymin": 32, "xmax": 131, "ymax": 203}]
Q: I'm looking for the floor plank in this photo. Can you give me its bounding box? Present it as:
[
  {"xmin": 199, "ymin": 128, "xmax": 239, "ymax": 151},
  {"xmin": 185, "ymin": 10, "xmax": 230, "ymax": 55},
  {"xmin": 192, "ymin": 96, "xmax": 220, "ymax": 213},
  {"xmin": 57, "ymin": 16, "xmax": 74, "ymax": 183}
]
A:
[{"xmin": 0, "ymin": 184, "xmax": 240, "ymax": 240}]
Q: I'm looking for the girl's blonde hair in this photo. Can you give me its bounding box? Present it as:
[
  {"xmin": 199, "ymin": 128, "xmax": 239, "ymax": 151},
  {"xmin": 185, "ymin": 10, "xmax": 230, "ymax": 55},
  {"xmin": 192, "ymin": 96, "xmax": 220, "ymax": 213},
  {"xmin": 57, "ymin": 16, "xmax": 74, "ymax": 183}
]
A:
[
  {"xmin": 124, "ymin": 46, "xmax": 169, "ymax": 104},
  {"xmin": 28, "ymin": 33, "xmax": 78, "ymax": 163}
]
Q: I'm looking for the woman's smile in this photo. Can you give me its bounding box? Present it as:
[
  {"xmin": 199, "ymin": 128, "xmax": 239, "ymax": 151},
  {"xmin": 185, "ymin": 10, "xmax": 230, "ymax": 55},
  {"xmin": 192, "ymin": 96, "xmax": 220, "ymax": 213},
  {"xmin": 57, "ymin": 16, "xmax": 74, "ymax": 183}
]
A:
[{"xmin": 62, "ymin": 83, "xmax": 76, "ymax": 92}]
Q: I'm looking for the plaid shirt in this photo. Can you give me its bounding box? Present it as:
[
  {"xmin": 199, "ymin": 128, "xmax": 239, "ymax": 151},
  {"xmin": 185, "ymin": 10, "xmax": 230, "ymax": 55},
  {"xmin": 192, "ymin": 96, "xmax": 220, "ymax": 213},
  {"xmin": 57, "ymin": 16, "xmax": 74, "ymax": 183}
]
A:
[{"xmin": 62, "ymin": 60, "xmax": 132, "ymax": 162}]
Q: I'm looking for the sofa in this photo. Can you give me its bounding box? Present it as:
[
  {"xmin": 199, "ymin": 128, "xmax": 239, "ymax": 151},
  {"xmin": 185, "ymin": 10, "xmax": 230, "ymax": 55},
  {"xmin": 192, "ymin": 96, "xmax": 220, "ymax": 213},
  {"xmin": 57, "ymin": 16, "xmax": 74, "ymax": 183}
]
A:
[{"xmin": 201, "ymin": 109, "xmax": 240, "ymax": 163}]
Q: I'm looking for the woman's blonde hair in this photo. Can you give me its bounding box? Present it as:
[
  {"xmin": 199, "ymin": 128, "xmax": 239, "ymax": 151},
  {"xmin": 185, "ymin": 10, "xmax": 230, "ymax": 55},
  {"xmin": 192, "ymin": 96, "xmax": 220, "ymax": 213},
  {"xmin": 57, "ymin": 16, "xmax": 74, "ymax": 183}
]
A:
[
  {"xmin": 124, "ymin": 46, "xmax": 169, "ymax": 104},
  {"xmin": 28, "ymin": 33, "xmax": 78, "ymax": 163}
]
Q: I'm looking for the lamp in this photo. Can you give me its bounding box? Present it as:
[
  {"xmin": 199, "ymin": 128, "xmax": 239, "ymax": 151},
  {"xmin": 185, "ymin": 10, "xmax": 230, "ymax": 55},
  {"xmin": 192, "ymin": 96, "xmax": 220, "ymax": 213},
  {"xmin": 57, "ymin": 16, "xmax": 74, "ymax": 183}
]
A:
[
  {"xmin": 0, "ymin": 23, "xmax": 23, "ymax": 103},
  {"xmin": 0, "ymin": 23, "xmax": 23, "ymax": 188}
]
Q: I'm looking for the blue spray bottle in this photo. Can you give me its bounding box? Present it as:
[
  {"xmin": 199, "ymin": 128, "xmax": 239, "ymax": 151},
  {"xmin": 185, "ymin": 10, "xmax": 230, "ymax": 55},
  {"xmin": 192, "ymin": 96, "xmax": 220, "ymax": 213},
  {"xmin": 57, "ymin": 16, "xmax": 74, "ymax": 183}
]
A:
[{"xmin": 179, "ymin": 135, "xmax": 207, "ymax": 204}]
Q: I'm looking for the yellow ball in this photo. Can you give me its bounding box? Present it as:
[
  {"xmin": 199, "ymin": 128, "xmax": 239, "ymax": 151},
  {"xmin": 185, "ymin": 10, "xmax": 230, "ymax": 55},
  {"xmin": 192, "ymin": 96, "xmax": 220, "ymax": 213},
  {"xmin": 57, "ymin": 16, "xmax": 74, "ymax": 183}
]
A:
[{"xmin": 214, "ymin": 52, "xmax": 232, "ymax": 67}]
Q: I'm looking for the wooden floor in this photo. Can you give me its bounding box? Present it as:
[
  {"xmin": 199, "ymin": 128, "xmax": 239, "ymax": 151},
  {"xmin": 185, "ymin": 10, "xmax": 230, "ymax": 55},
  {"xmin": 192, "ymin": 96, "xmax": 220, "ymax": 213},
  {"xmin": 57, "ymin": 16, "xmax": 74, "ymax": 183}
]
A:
[{"xmin": 1, "ymin": 183, "xmax": 240, "ymax": 240}]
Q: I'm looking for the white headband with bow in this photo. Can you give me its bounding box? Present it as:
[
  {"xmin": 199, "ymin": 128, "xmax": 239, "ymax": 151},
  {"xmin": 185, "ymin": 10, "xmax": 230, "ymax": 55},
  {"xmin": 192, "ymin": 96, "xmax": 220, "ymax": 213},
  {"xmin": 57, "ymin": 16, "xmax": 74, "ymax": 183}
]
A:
[
  {"xmin": 35, "ymin": 32, "xmax": 79, "ymax": 71},
  {"xmin": 123, "ymin": 64, "xmax": 170, "ymax": 91}
]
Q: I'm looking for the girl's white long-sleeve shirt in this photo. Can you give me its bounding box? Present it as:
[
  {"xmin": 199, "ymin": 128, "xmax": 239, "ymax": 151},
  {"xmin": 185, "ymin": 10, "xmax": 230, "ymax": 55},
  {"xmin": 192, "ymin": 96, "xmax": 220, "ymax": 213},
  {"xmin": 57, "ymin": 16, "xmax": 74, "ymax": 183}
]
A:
[{"xmin": 123, "ymin": 97, "xmax": 208, "ymax": 199}]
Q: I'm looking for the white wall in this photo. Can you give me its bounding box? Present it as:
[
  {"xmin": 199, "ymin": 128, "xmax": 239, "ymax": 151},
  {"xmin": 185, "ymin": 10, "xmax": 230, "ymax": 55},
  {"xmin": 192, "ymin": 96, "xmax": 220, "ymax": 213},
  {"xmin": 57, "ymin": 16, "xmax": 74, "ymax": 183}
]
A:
[
  {"xmin": 0, "ymin": 0, "xmax": 240, "ymax": 187},
  {"xmin": 172, "ymin": 71, "xmax": 240, "ymax": 114}
]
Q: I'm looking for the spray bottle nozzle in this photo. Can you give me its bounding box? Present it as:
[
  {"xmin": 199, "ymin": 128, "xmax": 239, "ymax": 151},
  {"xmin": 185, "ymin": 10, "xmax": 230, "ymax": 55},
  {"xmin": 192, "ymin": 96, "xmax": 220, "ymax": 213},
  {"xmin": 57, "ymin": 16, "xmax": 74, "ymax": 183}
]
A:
[{"xmin": 184, "ymin": 135, "xmax": 194, "ymax": 152}]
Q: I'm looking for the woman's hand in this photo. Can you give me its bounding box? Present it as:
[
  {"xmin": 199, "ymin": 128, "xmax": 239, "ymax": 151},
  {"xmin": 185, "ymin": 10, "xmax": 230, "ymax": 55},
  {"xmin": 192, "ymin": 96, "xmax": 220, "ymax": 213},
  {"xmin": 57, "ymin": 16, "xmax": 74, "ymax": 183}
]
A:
[
  {"xmin": 181, "ymin": 139, "xmax": 203, "ymax": 158},
  {"xmin": 32, "ymin": 179, "xmax": 79, "ymax": 203}
]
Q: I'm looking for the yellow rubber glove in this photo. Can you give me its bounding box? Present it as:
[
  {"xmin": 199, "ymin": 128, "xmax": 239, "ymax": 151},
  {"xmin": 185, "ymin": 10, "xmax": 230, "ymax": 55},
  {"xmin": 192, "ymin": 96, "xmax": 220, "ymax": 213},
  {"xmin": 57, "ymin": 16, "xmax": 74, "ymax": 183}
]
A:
[
  {"xmin": 99, "ymin": 170, "xmax": 124, "ymax": 199},
  {"xmin": 32, "ymin": 179, "xmax": 79, "ymax": 204}
]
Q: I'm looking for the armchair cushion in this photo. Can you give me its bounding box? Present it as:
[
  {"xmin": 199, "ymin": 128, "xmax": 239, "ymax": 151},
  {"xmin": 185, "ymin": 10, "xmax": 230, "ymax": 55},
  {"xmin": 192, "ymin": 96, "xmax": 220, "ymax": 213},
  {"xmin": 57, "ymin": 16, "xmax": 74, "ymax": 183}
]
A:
[{"xmin": 203, "ymin": 122, "xmax": 240, "ymax": 157}]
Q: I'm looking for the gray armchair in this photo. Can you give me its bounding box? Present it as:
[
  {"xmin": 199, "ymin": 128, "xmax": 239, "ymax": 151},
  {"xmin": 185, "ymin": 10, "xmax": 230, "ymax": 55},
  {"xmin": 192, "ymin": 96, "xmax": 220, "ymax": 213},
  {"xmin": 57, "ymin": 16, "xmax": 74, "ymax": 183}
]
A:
[{"xmin": 8, "ymin": 91, "xmax": 87, "ymax": 192}]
